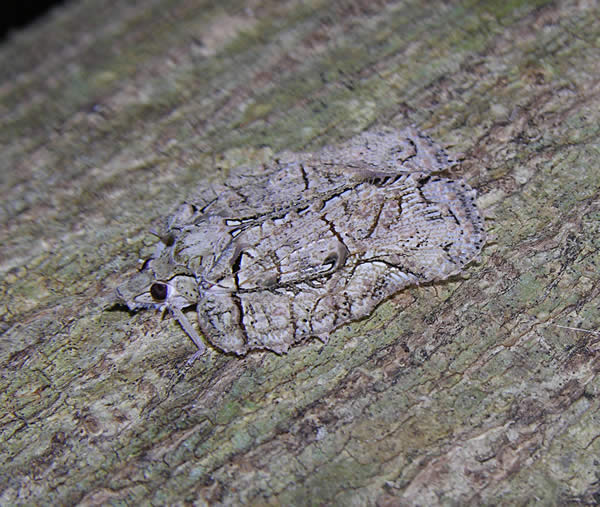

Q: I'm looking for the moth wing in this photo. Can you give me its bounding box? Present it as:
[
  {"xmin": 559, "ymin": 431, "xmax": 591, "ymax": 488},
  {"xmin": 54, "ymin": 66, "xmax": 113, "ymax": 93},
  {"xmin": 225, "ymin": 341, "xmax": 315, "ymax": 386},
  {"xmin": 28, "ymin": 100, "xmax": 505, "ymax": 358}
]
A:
[
  {"xmin": 317, "ymin": 126, "xmax": 456, "ymax": 174},
  {"xmin": 195, "ymin": 174, "xmax": 484, "ymax": 355}
]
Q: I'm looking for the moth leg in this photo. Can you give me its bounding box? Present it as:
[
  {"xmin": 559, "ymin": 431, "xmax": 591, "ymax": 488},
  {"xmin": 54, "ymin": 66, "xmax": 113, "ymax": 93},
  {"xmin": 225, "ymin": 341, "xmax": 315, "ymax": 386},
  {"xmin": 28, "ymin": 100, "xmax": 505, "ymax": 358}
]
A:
[
  {"xmin": 170, "ymin": 306, "xmax": 207, "ymax": 358},
  {"xmin": 186, "ymin": 348, "xmax": 205, "ymax": 366}
]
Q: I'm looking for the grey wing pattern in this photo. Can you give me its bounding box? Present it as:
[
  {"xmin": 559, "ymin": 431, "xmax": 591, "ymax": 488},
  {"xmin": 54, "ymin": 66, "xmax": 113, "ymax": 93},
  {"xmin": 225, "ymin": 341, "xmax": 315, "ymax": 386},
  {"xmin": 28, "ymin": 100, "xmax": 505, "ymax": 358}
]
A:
[
  {"xmin": 116, "ymin": 126, "xmax": 485, "ymax": 358},
  {"xmin": 194, "ymin": 171, "xmax": 484, "ymax": 354}
]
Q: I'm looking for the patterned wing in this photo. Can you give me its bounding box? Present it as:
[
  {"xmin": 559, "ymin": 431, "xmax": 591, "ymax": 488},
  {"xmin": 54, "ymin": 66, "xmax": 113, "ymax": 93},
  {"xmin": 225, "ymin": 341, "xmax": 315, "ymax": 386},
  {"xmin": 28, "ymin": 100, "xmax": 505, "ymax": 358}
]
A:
[
  {"xmin": 118, "ymin": 126, "xmax": 485, "ymax": 357},
  {"xmin": 193, "ymin": 172, "xmax": 484, "ymax": 354}
]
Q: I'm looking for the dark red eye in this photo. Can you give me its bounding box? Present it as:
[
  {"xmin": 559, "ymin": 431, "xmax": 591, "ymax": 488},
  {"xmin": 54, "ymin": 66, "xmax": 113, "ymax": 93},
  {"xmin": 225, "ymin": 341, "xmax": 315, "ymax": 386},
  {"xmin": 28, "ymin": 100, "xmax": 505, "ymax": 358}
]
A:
[{"xmin": 150, "ymin": 283, "xmax": 168, "ymax": 301}]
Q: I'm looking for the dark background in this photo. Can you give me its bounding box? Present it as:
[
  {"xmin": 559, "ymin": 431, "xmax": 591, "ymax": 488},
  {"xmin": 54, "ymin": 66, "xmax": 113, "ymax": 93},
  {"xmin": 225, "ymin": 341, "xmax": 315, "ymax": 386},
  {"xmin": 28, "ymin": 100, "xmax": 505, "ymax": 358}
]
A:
[{"xmin": 1, "ymin": 1, "xmax": 67, "ymax": 41}]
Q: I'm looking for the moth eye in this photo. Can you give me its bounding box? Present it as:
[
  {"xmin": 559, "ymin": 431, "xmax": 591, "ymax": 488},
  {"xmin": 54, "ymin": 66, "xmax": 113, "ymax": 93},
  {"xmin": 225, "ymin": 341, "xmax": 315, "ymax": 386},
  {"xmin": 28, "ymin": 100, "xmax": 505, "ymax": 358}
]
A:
[{"xmin": 150, "ymin": 283, "xmax": 168, "ymax": 301}]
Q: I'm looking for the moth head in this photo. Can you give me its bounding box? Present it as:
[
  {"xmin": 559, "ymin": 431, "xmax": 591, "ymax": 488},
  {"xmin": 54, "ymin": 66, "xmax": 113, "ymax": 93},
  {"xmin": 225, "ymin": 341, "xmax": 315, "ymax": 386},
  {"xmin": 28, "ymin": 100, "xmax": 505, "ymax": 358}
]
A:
[{"xmin": 115, "ymin": 259, "xmax": 198, "ymax": 312}]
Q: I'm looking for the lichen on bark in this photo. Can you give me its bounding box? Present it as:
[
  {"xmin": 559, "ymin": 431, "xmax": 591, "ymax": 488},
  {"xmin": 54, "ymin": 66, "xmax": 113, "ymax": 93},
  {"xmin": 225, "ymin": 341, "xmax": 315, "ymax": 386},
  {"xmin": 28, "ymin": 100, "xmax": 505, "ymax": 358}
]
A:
[{"xmin": 2, "ymin": 0, "xmax": 600, "ymax": 504}]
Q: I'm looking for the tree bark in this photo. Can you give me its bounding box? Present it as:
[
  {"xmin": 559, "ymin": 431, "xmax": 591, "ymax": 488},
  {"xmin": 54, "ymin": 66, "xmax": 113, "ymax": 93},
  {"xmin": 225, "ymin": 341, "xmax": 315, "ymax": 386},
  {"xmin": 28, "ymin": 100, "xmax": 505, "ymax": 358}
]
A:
[{"xmin": 2, "ymin": 0, "xmax": 600, "ymax": 504}]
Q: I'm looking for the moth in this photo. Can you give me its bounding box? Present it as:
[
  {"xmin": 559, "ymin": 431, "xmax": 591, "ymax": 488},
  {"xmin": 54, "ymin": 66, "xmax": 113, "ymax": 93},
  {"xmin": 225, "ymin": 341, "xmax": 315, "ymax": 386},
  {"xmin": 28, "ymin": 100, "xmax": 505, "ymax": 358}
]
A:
[{"xmin": 116, "ymin": 127, "xmax": 485, "ymax": 358}]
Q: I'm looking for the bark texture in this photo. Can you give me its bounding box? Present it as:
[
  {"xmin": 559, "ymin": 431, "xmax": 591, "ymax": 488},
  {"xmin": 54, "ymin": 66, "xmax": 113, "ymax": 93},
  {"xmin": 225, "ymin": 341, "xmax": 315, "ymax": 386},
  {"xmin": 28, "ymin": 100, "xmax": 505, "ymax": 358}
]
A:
[{"xmin": 2, "ymin": 0, "xmax": 600, "ymax": 504}]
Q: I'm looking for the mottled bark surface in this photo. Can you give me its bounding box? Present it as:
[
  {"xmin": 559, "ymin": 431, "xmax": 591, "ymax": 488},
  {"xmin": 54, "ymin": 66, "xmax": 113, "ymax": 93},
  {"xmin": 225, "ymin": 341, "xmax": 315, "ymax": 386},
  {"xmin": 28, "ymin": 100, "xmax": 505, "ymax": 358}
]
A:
[{"xmin": 2, "ymin": 0, "xmax": 600, "ymax": 504}]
